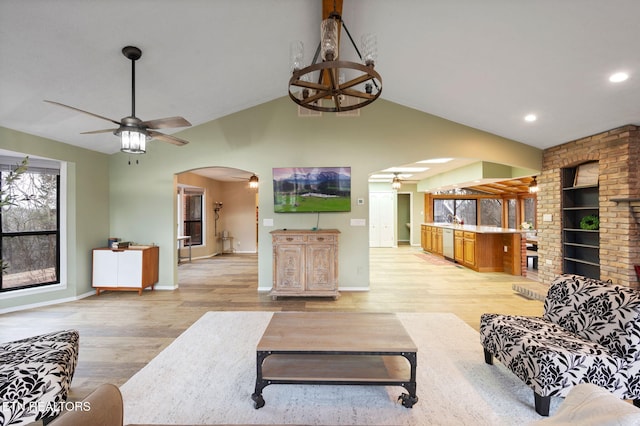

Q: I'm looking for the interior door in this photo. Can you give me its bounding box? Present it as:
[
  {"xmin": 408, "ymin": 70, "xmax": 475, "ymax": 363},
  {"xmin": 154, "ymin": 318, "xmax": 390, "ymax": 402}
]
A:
[{"xmin": 369, "ymin": 191, "xmax": 396, "ymax": 247}]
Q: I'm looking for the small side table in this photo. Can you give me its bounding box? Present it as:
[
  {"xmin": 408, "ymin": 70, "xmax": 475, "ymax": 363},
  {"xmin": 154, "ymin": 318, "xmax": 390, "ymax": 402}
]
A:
[
  {"xmin": 177, "ymin": 235, "xmax": 192, "ymax": 264},
  {"xmin": 219, "ymin": 236, "xmax": 234, "ymax": 254}
]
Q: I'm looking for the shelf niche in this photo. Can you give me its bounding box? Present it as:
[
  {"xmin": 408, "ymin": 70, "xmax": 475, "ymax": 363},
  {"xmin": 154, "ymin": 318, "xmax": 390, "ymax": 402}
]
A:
[{"xmin": 561, "ymin": 162, "xmax": 600, "ymax": 279}]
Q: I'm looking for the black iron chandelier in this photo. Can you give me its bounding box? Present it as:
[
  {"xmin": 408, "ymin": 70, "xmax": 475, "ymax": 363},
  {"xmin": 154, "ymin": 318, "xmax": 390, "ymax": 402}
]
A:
[{"xmin": 288, "ymin": 2, "xmax": 382, "ymax": 113}]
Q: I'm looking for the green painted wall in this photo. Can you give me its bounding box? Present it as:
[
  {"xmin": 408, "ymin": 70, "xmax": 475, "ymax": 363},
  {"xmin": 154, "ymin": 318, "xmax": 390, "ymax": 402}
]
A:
[
  {"xmin": 0, "ymin": 126, "xmax": 109, "ymax": 311},
  {"xmin": 1, "ymin": 96, "xmax": 542, "ymax": 309},
  {"xmin": 108, "ymin": 97, "xmax": 542, "ymax": 292}
]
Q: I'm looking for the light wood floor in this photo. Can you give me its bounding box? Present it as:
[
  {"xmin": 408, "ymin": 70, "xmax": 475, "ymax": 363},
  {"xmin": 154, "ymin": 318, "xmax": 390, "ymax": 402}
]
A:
[{"xmin": 0, "ymin": 245, "xmax": 544, "ymax": 401}]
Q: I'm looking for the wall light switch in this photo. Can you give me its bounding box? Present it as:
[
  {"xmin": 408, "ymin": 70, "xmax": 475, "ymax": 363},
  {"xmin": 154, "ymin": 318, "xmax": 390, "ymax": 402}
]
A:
[
  {"xmin": 357, "ymin": 198, "xmax": 365, "ymax": 205},
  {"xmin": 543, "ymin": 214, "xmax": 553, "ymax": 222}
]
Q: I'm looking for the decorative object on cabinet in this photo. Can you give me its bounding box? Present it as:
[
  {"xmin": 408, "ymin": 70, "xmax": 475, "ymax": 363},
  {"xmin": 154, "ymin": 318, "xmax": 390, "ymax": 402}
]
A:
[
  {"xmin": 92, "ymin": 246, "xmax": 159, "ymax": 295},
  {"xmin": 573, "ymin": 161, "xmax": 599, "ymax": 187},
  {"xmin": 270, "ymin": 229, "xmax": 340, "ymax": 300},
  {"xmin": 579, "ymin": 214, "xmax": 599, "ymax": 230}
]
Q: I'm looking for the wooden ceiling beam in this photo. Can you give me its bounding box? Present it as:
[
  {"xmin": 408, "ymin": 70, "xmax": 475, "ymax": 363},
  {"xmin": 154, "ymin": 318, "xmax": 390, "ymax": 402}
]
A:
[{"xmin": 323, "ymin": 0, "xmax": 343, "ymax": 19}]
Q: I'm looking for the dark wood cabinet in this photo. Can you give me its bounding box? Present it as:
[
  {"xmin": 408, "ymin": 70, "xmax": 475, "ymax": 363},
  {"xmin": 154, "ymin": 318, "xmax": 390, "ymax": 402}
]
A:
[{"xmin": 562, "ymin": 164, "xmax": 600, "ymax": 279}]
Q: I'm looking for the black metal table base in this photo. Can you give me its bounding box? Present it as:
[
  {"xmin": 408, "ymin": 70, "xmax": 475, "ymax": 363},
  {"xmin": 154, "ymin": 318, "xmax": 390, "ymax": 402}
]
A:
[{"xmin": 251, "ymin": 350, "xmax": 418, "ymax": 409}]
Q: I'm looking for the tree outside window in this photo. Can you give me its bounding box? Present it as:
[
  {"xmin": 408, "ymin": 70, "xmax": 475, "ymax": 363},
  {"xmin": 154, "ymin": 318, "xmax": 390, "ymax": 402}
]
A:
[{"xmin": 1, "ymin": 157, "xmax": 60, "ymax": 292}]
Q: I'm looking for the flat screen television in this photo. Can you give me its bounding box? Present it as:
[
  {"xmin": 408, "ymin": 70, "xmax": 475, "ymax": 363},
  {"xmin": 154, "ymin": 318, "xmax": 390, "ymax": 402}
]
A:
[{"xmin": 273, "ymin": 167, "xmax": 351, "ymax": 213}]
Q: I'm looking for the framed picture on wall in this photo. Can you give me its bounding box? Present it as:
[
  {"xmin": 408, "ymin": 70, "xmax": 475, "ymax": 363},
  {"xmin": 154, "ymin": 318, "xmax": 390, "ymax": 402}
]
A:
[{"xmin": 574, "ymin": 161, "xmax": 599, "ymax": 187}]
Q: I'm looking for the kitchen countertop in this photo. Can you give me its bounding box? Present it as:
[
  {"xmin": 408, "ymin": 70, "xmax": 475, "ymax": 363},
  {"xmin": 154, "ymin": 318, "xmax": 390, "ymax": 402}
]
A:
[{"xmin": 423, "ymin": 223, "xmax": 526, "ymax": 234}]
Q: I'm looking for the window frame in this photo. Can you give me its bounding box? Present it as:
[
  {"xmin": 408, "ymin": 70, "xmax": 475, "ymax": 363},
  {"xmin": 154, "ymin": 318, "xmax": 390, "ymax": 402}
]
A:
[
  {"xmin": 177, "ymin": 184, "xmax": 206, "ymax": 248},
  {"xmin": 0, "ymin": 155, "xmax": 63, "ymax": 294}
]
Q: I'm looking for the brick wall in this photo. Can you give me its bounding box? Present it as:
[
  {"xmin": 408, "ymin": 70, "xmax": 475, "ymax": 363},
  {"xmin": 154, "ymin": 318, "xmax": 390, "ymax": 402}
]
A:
[{"xmin": 538, "ymin": 125, "xmax": 640, "ymax": 288}]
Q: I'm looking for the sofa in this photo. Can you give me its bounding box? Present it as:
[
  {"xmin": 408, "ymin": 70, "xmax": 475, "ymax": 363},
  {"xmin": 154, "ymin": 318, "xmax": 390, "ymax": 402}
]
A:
[
  {"xmin": 0, "ymin": 330, "xmax": 79, "ymax": 426},
  {"xmin": 480, "ymin": 274, "xmax": 640, "ymax": 416},
  {"xmin": 48, "ymin": 383, "xmax": 122, "ymax": 426},
  {"xmin": 530, "ymin": 383, "xmax": 640, "ymax": 426}
]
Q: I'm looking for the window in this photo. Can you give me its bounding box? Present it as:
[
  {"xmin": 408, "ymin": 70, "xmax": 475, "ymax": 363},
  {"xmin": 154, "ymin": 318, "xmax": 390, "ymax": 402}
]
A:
[
  {"xmin": 522, "ymin": 197, "xmax": 536, "ymax": 227},
  {"xmin": 178, "ymin": 186, "xmax": 204, "ymax": 246},
  {"xmin": 433, "ymin": 199, "xmax": 477, "ymax": 225},
  {"xmin": 507, "ymin": 199, "xmax": 517, "ymax": 229},
  {"xmin": 1, "ymin": 156, "xmax": 60, "ymax": 292},
  {"xmin": 480, "ymin": 199, "xmax": 503, "ymax": 226}
]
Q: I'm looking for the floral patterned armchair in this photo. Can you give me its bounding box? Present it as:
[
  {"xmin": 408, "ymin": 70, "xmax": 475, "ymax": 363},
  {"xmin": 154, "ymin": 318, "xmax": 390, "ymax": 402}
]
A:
[
  {"xmin": 480, "ymin": 274, "xmax": 640, "ymax": 416},
  {"xmin": 0, "ymin": 330, "xmax": 79, "ymax": 425}
]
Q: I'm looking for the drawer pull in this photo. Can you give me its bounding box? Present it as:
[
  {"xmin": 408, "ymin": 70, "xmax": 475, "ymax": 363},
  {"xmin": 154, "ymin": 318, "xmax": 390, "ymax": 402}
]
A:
[
  {"xmin": 317, "ymin": 237, "xmax": 325, "ymax": 241},
  {"xmin": 286, "ymin": 237, "xmax": 294, "ymax": 241}
]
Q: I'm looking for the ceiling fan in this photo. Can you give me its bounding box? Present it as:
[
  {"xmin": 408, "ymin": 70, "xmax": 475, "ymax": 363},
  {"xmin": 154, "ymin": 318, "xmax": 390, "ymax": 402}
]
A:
[
  {"xmin": 45, "ymin": 46, "xmax": 191, "ymax": 154},
  {"xmin": 231, "ymin": 173, "xmax": 260, "ymax": 188}
]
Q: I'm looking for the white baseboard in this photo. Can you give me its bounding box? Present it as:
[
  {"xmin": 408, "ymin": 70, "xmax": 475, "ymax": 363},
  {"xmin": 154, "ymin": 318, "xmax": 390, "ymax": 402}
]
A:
[{"xmin": 0, "ymin": 290, "xmax": 95, "ymax": 314}]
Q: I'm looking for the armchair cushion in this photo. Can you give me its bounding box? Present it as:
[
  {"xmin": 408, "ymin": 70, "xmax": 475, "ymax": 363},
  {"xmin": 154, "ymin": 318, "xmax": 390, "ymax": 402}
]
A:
[{"xmin": 0, "ymin": 330, "xmax": 79, "ymax": 426}]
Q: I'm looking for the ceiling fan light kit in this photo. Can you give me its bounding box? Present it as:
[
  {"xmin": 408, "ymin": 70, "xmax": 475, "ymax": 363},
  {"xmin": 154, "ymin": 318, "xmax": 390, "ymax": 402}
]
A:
[
  {"xmin": 45, "ymin": 45, "xmax": 191, "ymax": 155},
  {"xmin": 248, "ymin": 174, "xmax": 259, "ymax": 189},
  {"xmin": 288, "ymin": 4, "xmax": 382, "ymax": 113},
  {"xmin": 118, "ymin": 128, "xmax": 147, "ymax": 154}
]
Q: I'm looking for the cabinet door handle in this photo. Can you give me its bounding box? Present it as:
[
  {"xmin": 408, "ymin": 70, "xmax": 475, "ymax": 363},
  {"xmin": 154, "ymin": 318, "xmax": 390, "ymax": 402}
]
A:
[{"xmin": 286, "ymin": 237, "xmax": 294, "ymax": 241}]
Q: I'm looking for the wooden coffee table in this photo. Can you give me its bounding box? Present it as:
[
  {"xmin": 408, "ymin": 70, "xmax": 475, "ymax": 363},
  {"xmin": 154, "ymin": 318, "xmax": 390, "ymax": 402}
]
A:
[{"xmin": 251, "ymin": 312, "xmax": 418, "ymax": 409}]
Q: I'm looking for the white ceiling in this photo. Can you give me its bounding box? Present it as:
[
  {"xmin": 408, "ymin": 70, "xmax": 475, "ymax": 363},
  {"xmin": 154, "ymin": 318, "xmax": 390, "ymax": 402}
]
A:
[{"xmin": 1, "ymin": 1, "xmax": 639, "ymax": 183}]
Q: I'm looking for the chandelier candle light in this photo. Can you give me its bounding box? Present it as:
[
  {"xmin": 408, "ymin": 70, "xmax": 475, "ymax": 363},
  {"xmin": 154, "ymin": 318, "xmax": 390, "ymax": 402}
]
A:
[{"xmin": 288, "ymin": 3, "xmax": 382, "ymax": 112}]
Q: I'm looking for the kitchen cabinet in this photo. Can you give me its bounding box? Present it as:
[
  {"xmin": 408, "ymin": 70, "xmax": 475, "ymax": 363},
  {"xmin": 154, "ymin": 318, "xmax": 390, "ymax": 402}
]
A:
[
  {"xmin": 270, "ymin": 229, "xmax": 340, "ymax": 299},
  {"xmin": 463, "ymin": 231, "xmax": 477, "ymax": 268},
  {"xmin": 454, "ymin": 230, "xmax": 464, "ymax": 263},
  {"xmin": 421, "ymin": 225, "xmax": 433, "ymax": 252},
  {"xmin": 421, "ymin": 225, "xmax": 442, "ymax": 255},
  {"xmin": 422, "ymin": 224, "xmax": 523, "ymax": 274},
  {"xmin": 92, "ymin": 246, "xmax": 159, "ymax": 295},
  {"xmin": 433, "ymin": 227, "xmax": 443, "ymax": 255}
]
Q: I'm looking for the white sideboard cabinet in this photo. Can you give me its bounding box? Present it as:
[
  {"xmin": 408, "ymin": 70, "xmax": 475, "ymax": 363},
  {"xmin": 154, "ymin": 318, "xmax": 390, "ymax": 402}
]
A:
[
  {"xmin": 270, "ymin": 229, "xmax": 340, "ymax": 300},
  {"xmin": 92, "ymin": 246, "xmax": 159, "ymax": 295}
]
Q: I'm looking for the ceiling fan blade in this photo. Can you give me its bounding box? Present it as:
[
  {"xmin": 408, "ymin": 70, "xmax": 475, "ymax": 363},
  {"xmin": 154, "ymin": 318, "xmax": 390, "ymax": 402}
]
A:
[
  {"xmin": 148, "ymin": 130, "xmax": 189, "ymax": 146},
  {"xmin": 80, "ymin": 128, "xmax": 117, "ymax": 135},
  {"xmin": 44, "ymin": 100, "xmax": 121, "ymax": 126},
  {"xmin": 140, "ymin": 116, "xmax": 191, "ymax": 129}
]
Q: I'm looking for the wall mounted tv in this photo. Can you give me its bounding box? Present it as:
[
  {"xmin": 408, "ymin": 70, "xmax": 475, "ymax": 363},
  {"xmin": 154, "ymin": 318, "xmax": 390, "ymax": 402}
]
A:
[{"xmin": 273, "ymin": 167, "xmax": 351, "ymax": 213}]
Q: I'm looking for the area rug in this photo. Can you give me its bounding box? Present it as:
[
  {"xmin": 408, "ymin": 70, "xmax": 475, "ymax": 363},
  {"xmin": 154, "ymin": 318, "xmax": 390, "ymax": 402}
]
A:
[
  {"xmin": 414, "ymin": 252, "xmax": 459, "ymax": 267},
  {"xmin": 120, "ymin": 311, "xmax": 560, "ymax": 425}
]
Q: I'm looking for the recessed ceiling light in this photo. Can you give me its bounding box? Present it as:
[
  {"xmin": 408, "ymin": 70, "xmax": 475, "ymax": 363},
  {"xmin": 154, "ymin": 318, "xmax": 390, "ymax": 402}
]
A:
[
  {"xmin": 417, "ymin": 158, "xmax": 452, "ymax": 164},
  {"xmin": 609, "ymin": 72, "xmax": 629, "ymax": 83},
  {"xmin": 524, "ymin": 114, "xmax": 537, "ymax": 122},
  {"xmin": 383, "ymin": 167, "xmax": 428, "ymax": 173}
]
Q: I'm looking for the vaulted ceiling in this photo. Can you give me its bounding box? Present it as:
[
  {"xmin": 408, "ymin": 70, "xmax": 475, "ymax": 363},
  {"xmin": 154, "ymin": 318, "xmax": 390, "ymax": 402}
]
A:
[{"xmin": 1, "ymin": 1, "xmax": 639, "ymax": 194}]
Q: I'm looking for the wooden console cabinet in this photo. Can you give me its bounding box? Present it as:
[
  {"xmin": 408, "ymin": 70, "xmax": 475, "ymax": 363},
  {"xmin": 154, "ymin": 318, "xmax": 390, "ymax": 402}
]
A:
[
  {"xmin": 270, "ymin": 229, "xmax": 340, "ymax": 300},
  {"xmin": 92, "ymin": 246, "xmax": 159, "ymax": 295}
]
